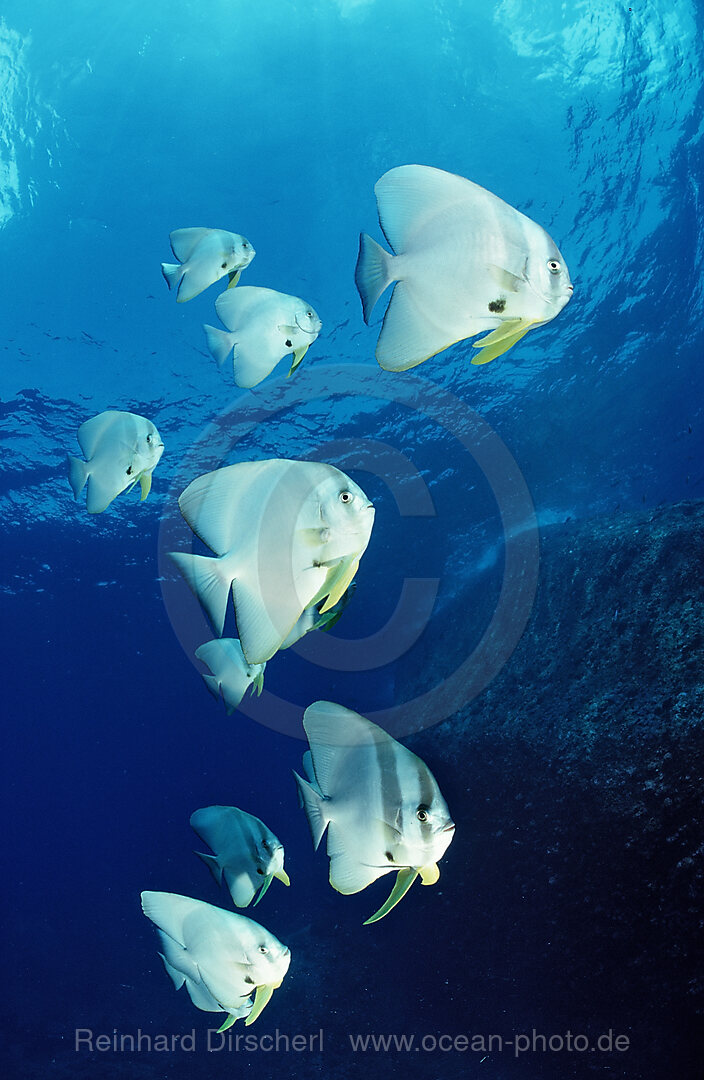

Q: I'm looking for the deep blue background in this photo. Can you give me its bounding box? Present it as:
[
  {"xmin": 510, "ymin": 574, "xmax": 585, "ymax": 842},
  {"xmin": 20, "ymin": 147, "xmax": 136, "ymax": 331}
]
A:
[{"xmin": 1, "ymin": 1, "xmax": 703, "ymax": 1077}]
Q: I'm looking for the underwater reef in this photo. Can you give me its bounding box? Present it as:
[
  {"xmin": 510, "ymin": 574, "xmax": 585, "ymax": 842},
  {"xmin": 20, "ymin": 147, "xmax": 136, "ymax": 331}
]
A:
[{"xmin": 400, "ymin": 498, "xmax": 704, "ymax": 1066}]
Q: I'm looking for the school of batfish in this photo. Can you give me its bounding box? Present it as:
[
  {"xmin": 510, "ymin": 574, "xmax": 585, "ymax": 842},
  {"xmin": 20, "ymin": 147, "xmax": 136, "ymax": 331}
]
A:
[{"xmin": 66, "ymin": 164, "xmax": 573, "ymax": 1029}]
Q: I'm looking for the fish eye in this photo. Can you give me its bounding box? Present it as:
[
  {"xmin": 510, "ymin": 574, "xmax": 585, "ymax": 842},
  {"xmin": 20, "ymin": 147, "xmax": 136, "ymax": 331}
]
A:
[
  {"xmin": 306, "ymin": 310, "xmax": 313, "ymax": 318},
  {"xmin": 146, "ymin": 433, "xmax": 152, "ymax": 444},
  {"xmin": 262, "ymin": 839, "xmax": 270, "ymax": 851},
  {"xmin": 547, "ymin": 259, "xmax": 561, "ymax": 274},
  {"xmin": 242, "ymin": 240, "xmax": 249, "ymax": 248},
  {"xmin": 258, "ymin": 945, "xmax": 269, "ymax": 955},
  {"xmin": 416, "ymin": 806, "xmax": 430, "ymax": 822},
  {"xmin": 339, "ymin": 490, "xmax": 354, "ymax": 504}
]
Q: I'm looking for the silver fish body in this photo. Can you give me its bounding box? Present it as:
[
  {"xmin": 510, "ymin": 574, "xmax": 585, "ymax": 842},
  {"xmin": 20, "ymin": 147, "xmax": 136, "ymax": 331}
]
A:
[
  {"xmin": 170, "ymin": 459, "xmax": 374, "ymax": 663},
  {"xmin": 355, "ymin": 164, "xmax": 573, "ymax": 370},
  {"xmin": 204, "ymin": 285, "xmax": 322, "ymax": 387},
  {"xmin": 294, "ymin": 701, "xmax": 455, "ymax": 922},
  {"xmin": 67, "ymin": 410, "xmax": 164, "ymax": 514},
  {"xmin": 190, "ymin": 805, "xmax": 290, "ymax": 908},
  {"xmin": 161, "ymin": 227, "xmax": 255, "ymax": 302},
  {"xmin": 141, "ymin": 892, "xmax": 290, "ymax": 1028}
]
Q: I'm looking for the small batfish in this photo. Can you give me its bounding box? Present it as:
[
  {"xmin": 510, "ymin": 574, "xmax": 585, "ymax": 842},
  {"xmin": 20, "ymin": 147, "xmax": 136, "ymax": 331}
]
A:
[
  {"xmin": 190, "ymin": 805, "xmax": 290, "ymax": 908},
  {"xmin": 141, "ymin": 892, "xmax": 290, "ymax": 1029},
  {"xmin": 294, "ymin": 701, "xmax": 455, "ymax": 924},
  {"xmin": 67, "ymin": 410, "xmax": 164, "ymax": 514},
  {"xmin": 355, "ymin": 164, "xmax": 573, "ymax": 370},
  {"xmin": 161, "ymin": 227, "xmax": 255, "ymax": 302},
  {"xmin": 170, "ymin": 460, "xmax": 374, "ymax": 664},
  {"xmin": 204, "ymin": 286, "xmax": 322, "ymax": 388},
  {"xmin": 195, "ymin": 638, "xmax": 265, "ymax": 714}
]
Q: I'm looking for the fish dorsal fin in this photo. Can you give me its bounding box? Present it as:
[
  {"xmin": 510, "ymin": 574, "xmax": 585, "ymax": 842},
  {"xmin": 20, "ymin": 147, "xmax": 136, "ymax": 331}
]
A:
[
  {"xmin": 374, "ymin": 164, "xmax": 485, "ymax": 252},
  {"xmin": 303, "ymin": 701, "xmax": 385, "ymax": 793},
  {"xmin": 170, "ymin": 227, "xmax": 213, "ymax": 262},
  {"xmin": 178, "ymin": 461, "xmax": 275, "ymax": 555},
  {"xmin": 302, "ymin": 749, "xmax": 316, "ymax": 784},
  {"xmin": 76, "ymin": 410, "xmax": 125, "ymax": 459}
]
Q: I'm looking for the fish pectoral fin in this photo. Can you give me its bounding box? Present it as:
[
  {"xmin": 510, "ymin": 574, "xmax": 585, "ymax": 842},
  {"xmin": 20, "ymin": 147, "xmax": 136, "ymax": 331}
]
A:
[
  {"xmin": 363, "ymin": 868, "xmax": 420, "ymax": 925},
  {"xmin": 244, "ymin": 983, "xmax": 277, "ymax": 1027},
  {"xmin": 139, "ymin": 470, "xmax": 153, "ymax": 501},
  {"xmin": 288, "ymin": 344, "xmax": 309, "ymax": 377},
  {"xmin": 217, "ymin": 1012, "xmax": 238, "ymax": 1033},
  {"xmin": 227, "ymin": 269, "xmax": 241, "ymax": 288},
  {"xmin": 274, "ymin": 868, "xmax": 291, "ymax": 886},
  {"xmin": 318, "ymin": 556, "xmax": 360, "ymax": 614},
  {"xmin": 418, "ymin": 862, "xmax": 439, "ymax": 886},
  {"xmin": 487, "ymin": 264, "xmax": 525, "ymax": 293},
  {"xmin": 471, "ymin": 320, "xmax": 539, "ymax": 366}
]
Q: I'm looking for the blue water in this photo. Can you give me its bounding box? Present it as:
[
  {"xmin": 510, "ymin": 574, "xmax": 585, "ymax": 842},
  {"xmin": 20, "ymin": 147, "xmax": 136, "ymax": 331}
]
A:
[{"xmin": 2, "ymin": 1, "xmax": 703, "ymax": 1077}]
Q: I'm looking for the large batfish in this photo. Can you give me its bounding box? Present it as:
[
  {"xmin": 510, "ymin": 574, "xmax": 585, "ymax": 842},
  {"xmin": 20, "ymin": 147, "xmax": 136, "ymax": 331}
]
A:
[
  {"xmin": 355, "ymin": 164, "xmax": 573, "ymax": 370},
  {"xmin": 294, "ymin": 701, "xmax": 455, "ymax": 924},
  {"xmin": 170, "ymin": 460, "xmax": 374, "ymax": 664},
  {"xmin": 141, "ymin": 891, "xmax": 290, "ymax": 1030}
]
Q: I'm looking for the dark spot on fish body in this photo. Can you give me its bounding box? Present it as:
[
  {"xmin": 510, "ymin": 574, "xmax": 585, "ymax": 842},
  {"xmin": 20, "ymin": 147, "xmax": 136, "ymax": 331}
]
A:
[
  {"xmin": 488, "ymin": 298, "xmax": 506, "ymax": 313},
  {"xmin": 285, "ymin": 339, "xmax": 292, "ymax": 348},
  {"xmin": 244, "ymin": 976, "xmax": 254, "ymax": 985},
  {"xmin": 256, "ymin": 868, "xmax": 265, "ymax": 876},
  {"xmin": 385, "ymin": 851, "xmax": 394, "ymax": 861},
  {"xmin": 126, "ymin": 466, "xmax": 133, "ymax": 475}
]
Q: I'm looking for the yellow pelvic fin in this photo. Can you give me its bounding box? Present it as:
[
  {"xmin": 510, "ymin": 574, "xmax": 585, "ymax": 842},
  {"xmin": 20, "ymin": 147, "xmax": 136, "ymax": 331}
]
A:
[
  {"xmin": 252, "ymin": 671, "xmax": 265, "ymax": 696},
  {"xmin": 245, "ymin": 983, "xmax": 277, "ymax": 1027},
  {"xmin": 418, "ymin": 862, "xmax": 439, "ymax": 886},
  {"xmin": 319, "ymin": 556, "xmax": 360, "ymax": 614},
  {"xmin": 471, "ymin": 320, "xmax": 539, "ymax": 366},
  {"xmin": 363, "ymin": 867, "xmax": 419, "ymax": 925},
  {"xmin": 274, "ymin": 868, "xmax": 291, "ymax": 886},
  {"xmin": 288, "ymin": 344, "xmax": 309, "ymax": 377},
  {"xmin": 473, "ymin": 318, "xmax": 527, "ymax": 349},
  {"xmin": 217, "ymin": 1012, "xmax": 238, "ymax": 1033},
  {"xmin": 227, "ymin": 269, "xmax": 241, "ymax": 288},
  {"xmin": 139, "ymin": 471, "xmax": 153, "ymax": 501}
]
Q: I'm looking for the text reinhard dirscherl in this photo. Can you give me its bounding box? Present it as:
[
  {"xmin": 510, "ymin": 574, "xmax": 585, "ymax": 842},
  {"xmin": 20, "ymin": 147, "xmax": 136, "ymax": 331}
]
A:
[{"xmin": 74, "ymin": 1027, "xmax": 630, "ymax": 1057}]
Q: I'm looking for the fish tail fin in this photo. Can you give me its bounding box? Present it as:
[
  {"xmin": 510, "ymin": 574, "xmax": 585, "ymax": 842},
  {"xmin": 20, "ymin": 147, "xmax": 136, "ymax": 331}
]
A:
[
  {"xmin": 194, "ymin": 850, "xmax": 224, "ymax": 885},
  {"xmin": 67, "ymin": 455, "xmax": 88, "ymax": 500},
  {"xmin": 169, "ymin": 551, "xmax": 233, "ymax": 636},
  {"xmin": 293, "ymin": 770, "xmax": 329, "ymax": 850},
  {"xmin": 203, "ymin": 324, "xmax": 236, "ymax": 369},
  {"xmin": 161, "ymin": 262, "xmax": 185, "ymax": 293},
  {"xmin": 355, "ymin": 233, "xmax": 395, "ymax": 323}
]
